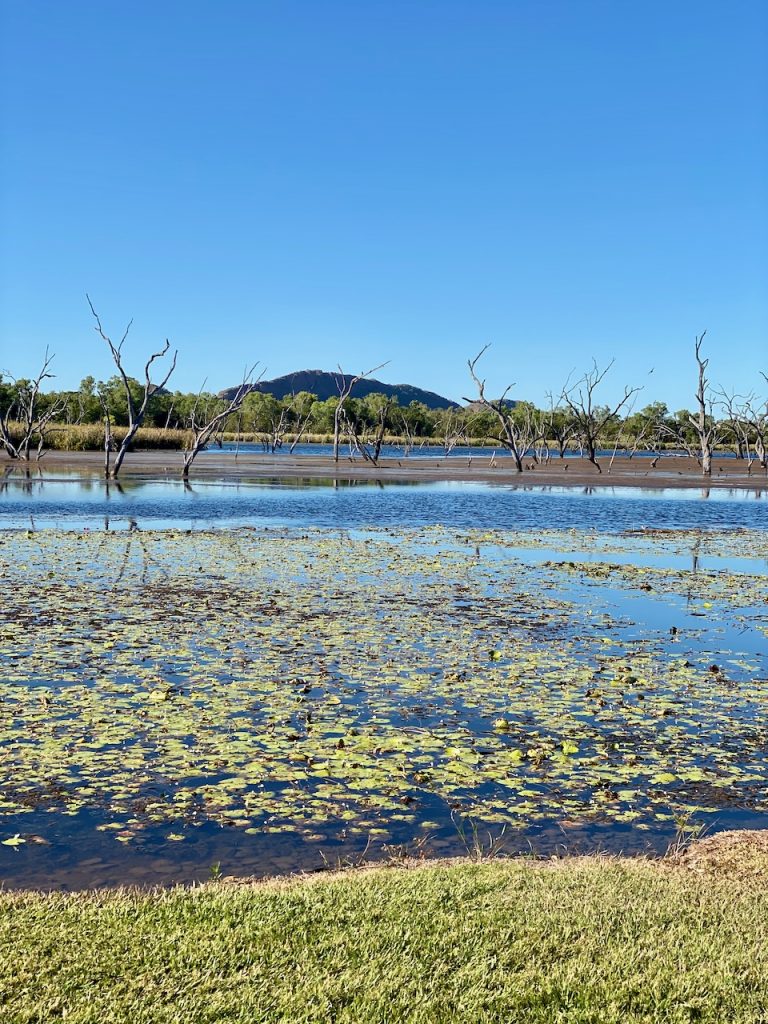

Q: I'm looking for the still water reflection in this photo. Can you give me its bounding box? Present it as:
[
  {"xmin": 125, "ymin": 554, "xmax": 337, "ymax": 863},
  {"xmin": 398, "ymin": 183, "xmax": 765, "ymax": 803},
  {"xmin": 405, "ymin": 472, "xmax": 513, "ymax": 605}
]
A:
[
  {"xmin": 0, "ymin": 471, "xmax": 766, "ymax": 889},
  {"xmin": 1, "ymin": 473, "xmax": 765, "ymax": 532}
]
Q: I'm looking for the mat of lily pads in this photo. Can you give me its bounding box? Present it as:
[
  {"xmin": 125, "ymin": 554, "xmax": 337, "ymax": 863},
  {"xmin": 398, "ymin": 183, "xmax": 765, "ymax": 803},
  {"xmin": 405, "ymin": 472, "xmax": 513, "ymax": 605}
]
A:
[{"xmin": 1, "ymin": 525, "xmax": 766, "ymax": 888}]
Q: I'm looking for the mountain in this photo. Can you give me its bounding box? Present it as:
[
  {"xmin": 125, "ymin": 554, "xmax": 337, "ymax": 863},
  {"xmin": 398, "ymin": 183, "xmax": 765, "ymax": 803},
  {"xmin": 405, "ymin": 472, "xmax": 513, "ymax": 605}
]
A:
[
  {"xmin": 464, "ymin": 398, "xmax": 519, "ymax": 412},
  {"xmin": 218, "ymin": 369, "xmax": 459, "ymax": 410}
]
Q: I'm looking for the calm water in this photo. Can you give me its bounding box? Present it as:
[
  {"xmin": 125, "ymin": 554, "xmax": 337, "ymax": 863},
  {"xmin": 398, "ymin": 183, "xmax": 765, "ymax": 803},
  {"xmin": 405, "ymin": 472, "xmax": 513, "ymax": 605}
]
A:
[
  {"xmin": 1, "ymin": 474, "xmax": 766, "ymax": 532},
  {"xmin": 207, "ymin": 441, "xmax": 739, "ymax": 460},
  {"xmin": 1, "ymin": 472, "xmax": 766, "ymax": 889}
]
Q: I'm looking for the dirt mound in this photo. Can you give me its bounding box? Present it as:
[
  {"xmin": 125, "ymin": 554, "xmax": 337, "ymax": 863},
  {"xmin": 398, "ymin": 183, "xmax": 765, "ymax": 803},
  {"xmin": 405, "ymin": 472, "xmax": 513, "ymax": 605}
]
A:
[{"xmin": 675, "ymin": 829, "xmax": 768, "ymax": 879}]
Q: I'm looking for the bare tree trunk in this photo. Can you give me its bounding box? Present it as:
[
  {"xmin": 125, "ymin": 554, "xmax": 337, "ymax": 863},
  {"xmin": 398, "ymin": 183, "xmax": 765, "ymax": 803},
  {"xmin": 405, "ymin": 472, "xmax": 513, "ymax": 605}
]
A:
[
  {"xmin": 333, "ymin": 401, "xmax": 343, "ymax": 463},
  {"xmin": 339, "ymin": 401, "xmax": 391, "ymax": 467},
  {"xmin": 88, "ymin": 296, "xmax": 177, "ymax": 479},
  {"xmin": 586, "ymin": 441, "xmax": 601, "ymax": 473},
  {"xmin": 464, "ymin": 346, "xmax": 526, "ymax": 471},
  {"xmin": 442, "ymin": 411, "xmax": 467, "ymax": 455},
  {"xmin": 718, "ymin": 381, "xmax": 767, "ymax": 475},
  {"xmin": 0, "ymin": 349, "xmax": 66, "ymax": 461},
  {"xmin": 371, "ymin": 399, "xmax": 392, "ymax": 464},
  {"xmin": 234, "ymin": 409, "xmax": 243, "ymax": 460},
  {"xmin": 103, "ymin": 415, "xmax": 112, "ymax": 478},
  {"xmin": 688, "ymin": 333, "xmax": 722, "ymax": 478},
  {"xmin": 182, "ymin": 367, "xmax": 259, "ymax": 479},
  {"xmin": 607, "ymin": 432, "xmax": 624, "ymax": 474},
  {"xmin": 96, "ymin": 388, "xmax": 113, "ymax": 478},
  {"xmin": 333, "ymin": 362, "xmax": 389, "ymax": 463},
  {"xmin": 560, "ymin": 360, "xmax": 641, "ymax": 474},
  {"xmin": 268, "ymin": 407, "xmax": 289, "ymax": 453},
  {"xmin": 289, "ymin": 411, "xmax": 313, "ymax": 453},
  {"xmin": 693, "ymin": 335, "xmax": 711, "ymax": 476},
  {"xmin": 399, "ymin": 414, "xmax": 415, "ymax": 456}
]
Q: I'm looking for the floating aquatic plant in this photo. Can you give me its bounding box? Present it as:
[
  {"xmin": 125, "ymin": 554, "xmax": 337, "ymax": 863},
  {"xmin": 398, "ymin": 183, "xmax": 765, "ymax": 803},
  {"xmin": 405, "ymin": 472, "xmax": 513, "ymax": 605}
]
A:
[{"xmin": 0, "ymin": 526, "xmax": 765, "ymax": 872}]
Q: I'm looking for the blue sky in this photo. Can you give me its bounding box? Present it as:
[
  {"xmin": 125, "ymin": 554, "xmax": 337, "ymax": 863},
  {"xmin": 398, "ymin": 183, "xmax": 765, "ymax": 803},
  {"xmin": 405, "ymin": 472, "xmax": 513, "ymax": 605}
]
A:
[{"xmin": 1, "ymin": 0, "xmax": 765, "ymax": 409}]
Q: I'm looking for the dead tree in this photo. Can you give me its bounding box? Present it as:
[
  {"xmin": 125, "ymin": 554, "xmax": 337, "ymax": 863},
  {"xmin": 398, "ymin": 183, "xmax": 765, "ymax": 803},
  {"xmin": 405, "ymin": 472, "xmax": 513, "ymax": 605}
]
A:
[
  {"xmin": 560, "ymin": 360, "xmax": 641, "ymax": 473},
  {"xmin": 688, "ymin": 332, "xmax": 722, "ymax": 476},
  {"xmin": 333, "ymin": 362, "xmax": 388, "ymax": 462},
  {"xmin": 718, "ymin": 389, "xmax": 749, "ymax": 463},
  {"xmin": 288, "ymin": 394, "xmax": 315, "ymax": 454},
  {"xmin": 543, "ymin": 396, "xmax": 578, "ymax": 459},
  {"xmin": 606, "ymin": 394, "xmax": 640, "ymax": 472},
  {"xmin": 96, "ymin": 385, "xmax": 114, "ymax": 478},
  {"xmin": 366, "ymin": 396, "xmax": 393, "ymax": 464},
  {"xmin": 259, "ymin": 402, "xmax": 290, "ymax": 453},
  {"xmin": 441, "ymin": 410, "xmax": 469, "ymax": 455},
  {"xmin": 182, "ymin": 366, "xmax": 260, "ymax": 479},
  {"xmin": 757, "ymin": 373, "xmax": 768, "ymax": 469},
  {"xmin": 464, "ymin": 345, "xmax": 532, "ymax": 472},
  {"xmin": 0, "ymin": 349, "xmax": 66, "ymax": 460},
  {"xmin": 88, "ymin": 296, "xmax": 177, "ymax": 478},
  {"xmin": 529, "ymin": 407, "xmax": 554, "ymax": 465},
  {"xmin": 342, "ymin": 397, "xmax": 393, "ymax": 466},
  {"xmin": 517, "ymin": 402, "xmax": 548, "ymax": 465},
  {"xmin": 398, "ymin": 413, "xmax": 428, "ymax": 456},
  {"xmin": 718, "ymin": 385, "xmax": 768, "ymax": 473}
]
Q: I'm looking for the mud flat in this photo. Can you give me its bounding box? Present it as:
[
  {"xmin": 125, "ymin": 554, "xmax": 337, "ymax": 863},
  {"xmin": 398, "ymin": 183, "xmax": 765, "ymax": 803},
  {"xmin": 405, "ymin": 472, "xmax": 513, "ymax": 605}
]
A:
[{"xmin": 4, "ymin": 449, "xmax": 766, "ymax": 490}]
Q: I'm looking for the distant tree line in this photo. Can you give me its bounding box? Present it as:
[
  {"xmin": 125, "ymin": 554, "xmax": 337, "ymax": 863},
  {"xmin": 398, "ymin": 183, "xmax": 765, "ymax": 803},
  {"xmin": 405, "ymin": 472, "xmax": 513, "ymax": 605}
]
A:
[{"xmin": 1, "ymin": 308, "xmax": 766, "ymax": 479}]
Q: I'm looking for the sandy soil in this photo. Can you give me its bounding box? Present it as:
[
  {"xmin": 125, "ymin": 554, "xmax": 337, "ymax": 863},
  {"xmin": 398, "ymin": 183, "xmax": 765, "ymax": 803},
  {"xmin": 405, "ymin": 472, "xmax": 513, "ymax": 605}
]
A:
[{"xmin": 2, "ymin": 449, "xmax": 767, "ymax": 490}]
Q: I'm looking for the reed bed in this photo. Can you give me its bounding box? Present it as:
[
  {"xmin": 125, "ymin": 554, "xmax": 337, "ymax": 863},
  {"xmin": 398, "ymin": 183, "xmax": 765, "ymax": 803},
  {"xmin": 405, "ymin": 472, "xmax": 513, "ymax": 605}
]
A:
[{"xmin": 2, "ymin": 422, "xmax": 191, "ymax": 451}]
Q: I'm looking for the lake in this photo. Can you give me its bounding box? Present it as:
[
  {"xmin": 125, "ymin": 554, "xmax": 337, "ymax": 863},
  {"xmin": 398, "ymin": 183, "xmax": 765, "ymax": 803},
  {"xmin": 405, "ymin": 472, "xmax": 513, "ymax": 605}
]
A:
[
  {"xmin": 0, "ymin": 473, "xmax": 766, "ymax": 888},
  {"xmin": 1, "ymin": 472, "xmax": 765, "ymax": 532}
]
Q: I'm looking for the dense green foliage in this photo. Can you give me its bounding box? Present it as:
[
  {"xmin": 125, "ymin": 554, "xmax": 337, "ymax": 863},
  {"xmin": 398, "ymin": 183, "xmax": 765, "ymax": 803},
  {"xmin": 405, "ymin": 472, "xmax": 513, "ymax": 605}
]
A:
[
  {"xmin": 0, "ymin": 372, "xmax": 754, "ymax": 453},
  {"xmin": 2, "ymin": 859, "xmax": 768, "ymax": 1023}
]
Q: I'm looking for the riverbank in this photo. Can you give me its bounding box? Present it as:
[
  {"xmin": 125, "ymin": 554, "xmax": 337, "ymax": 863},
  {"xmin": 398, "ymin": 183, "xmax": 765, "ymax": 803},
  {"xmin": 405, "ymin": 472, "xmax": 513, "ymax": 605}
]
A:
[
  {"xmin": 3, "ymin": 448, "xmax": 766, "ymax": 490},
  {"xmin": 3, "ymin": 839, "xmax": 768, "ymax": 1023}
]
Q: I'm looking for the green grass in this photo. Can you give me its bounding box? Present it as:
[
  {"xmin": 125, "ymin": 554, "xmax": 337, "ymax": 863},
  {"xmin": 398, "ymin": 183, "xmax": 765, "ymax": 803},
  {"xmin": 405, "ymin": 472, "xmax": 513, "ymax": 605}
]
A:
[{"xmin": 2, "ymin": 858, "xmax": 768, "ymax": 1023}]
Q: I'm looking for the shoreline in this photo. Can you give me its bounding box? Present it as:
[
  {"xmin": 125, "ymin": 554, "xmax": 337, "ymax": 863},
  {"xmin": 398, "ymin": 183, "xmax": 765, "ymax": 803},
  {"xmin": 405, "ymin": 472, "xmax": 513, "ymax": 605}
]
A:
[
  {"xmin": 2, "ymin": 829, "xmax": 767, "ymax": 896},
  {"xmin": 3, "ymin": 449, "xmax": 767, "ymax": 491}
]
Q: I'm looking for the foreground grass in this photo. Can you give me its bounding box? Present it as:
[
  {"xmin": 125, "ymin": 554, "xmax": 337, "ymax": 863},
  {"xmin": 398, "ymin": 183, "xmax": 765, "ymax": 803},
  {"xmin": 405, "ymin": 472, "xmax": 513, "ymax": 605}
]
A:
[{"xmin": 2, "ymin": 858, "xmax": 768, "ymax": 1023}]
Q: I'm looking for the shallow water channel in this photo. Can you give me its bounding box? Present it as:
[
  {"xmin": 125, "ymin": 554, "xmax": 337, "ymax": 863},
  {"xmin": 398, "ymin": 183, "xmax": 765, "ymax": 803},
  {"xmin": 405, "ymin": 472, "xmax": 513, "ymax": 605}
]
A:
[{"xmin": 1, "ymin": 475, "xmax": 766, "ymax": 888}]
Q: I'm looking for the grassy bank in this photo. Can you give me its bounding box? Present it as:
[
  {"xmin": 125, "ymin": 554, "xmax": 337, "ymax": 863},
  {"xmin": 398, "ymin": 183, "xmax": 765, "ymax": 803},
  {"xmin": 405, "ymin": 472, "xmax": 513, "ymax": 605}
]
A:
[{"xmin": 2, "ymin": 853, "xmax": 768, "ymax": 1023}]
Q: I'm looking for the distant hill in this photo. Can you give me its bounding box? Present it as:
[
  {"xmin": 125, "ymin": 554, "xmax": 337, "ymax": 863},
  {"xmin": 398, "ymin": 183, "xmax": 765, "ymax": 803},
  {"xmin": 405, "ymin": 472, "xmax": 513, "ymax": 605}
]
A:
[
  {"xmin": 464, "ymin": 398, "xmax": 519, "ymax": 412},
  {"xmin": 218, "ymin": 369, "xmax": 459, "ymax": 410}
]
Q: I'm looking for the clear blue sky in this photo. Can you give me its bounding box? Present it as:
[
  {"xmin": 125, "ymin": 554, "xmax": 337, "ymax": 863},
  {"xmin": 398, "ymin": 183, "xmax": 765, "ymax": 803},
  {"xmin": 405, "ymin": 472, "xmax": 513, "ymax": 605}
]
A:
[{"xmin": 1, "ymin": 0, "xmax": 766, "ymax": 410}]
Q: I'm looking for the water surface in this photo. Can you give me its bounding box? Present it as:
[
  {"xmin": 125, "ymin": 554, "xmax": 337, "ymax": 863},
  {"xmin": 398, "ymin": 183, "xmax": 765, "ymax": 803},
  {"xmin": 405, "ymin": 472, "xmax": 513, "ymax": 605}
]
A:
[
  {"xmin": 1, "ymin": 474, "xmax": 765, "ymax": 532},
  {"xmin": 0, "ymin": 474, "xmax": 765, "ymax": 889}
]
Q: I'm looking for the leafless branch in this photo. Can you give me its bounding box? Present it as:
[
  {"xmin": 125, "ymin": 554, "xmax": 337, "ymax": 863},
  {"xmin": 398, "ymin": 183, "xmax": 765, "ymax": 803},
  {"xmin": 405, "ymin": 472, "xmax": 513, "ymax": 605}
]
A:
[
  {"xmin": 182, "ymin": 365, "xmax": 262, "ymax": 478},
  {"xmin": 560, "ymin": 359, "xmax": 641, "ymax": 473},
  {"xmin": 464, "ymin": 345, "xmax": 530, "ymax": 471},
  {"xmin": 87, "ymin": 295, "xmax": 178, "ymax": 477},
  {"xmin": 686, "ymin": 331, "xmax": 723, "ymax": 476},
  {"xmin": 0, "ymin": 348, "xmax": 67, "ymax": 461},
  {"xmin": 332, "ymin": 361, "xmax": 390, "ymax": 462}
]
